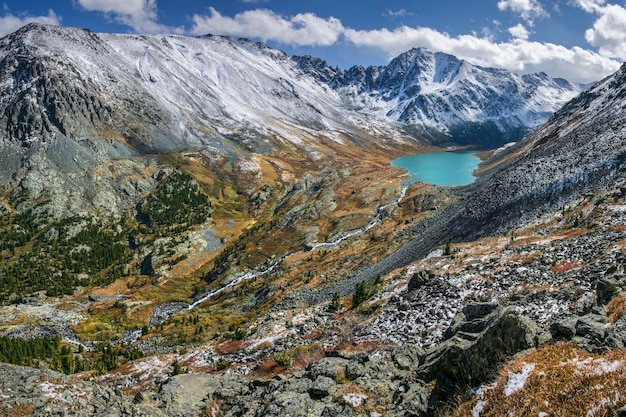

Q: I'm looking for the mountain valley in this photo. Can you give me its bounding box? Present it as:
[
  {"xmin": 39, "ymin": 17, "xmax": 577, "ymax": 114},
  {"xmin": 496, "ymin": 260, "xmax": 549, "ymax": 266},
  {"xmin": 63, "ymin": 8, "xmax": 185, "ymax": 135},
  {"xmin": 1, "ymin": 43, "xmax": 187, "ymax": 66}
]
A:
[{"xmin": 0, "ymin": 23, "xmax": 625, "ymax": 417}]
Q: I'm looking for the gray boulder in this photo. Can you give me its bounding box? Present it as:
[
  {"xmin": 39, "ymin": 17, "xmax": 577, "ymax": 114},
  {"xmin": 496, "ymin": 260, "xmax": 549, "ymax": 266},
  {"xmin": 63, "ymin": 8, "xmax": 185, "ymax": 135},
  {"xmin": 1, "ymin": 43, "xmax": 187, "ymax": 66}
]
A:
[
  {"xmin": 419, "ymin": 303, "xmax": 544, "ymax": 410},
  {"xmin": 408, "ymin": 270, "xmax": 435, "ymax": 291},
  {"xmin": 308, "ymin": 375, "xmax": 335, "ymax": 398},
  {"xmin": 400, "ymin": 382, "xmax": 430, "ymax": 416},
  {"xmin": 550, "ymin": 317, "xmax": 578, "ymax": 340},
  {"xmin": 392, "ymin": 343, "xmax": 425, "ymax": 371},
  {"xmin": 257, "ymin": 392, "xmax": 326, "ymax": 417},
  {"xmin": 575, "ymin": 314, "xmax": 608, "ymax": 341},
  {"xmin": 306, "ymin": 357, "xmax": 349, "ymax": 381},
  {"xmin": 159, "ymin": 373, "xmax": 247, "ymax": 417},
  {"xmin": 594, "ymin": 277, "xmax": 619, "ymax": 305}
]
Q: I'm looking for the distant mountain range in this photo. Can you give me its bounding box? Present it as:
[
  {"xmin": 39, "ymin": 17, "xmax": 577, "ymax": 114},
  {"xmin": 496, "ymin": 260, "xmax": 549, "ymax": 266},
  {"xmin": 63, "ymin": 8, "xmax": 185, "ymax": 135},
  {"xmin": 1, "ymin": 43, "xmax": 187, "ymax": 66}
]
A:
[
  {"xmin": 0, "ymin": 23, "xmax": 585, "ymax": 153},
  {"xmin": 294, "ymin": 48, "xmax": 583, "ymax": 147},
  {"xmin": 0, "ymin": 23, "xmax": 585, "ymax": 215}
]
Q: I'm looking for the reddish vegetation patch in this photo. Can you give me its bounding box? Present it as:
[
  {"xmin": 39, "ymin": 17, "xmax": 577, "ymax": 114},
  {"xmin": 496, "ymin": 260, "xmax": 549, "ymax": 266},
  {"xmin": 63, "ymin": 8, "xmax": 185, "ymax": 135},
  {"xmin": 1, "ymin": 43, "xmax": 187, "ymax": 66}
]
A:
[
  {"xmin": 608, "ymin": 293, "xmax": 626, "ymax": 323},
  {"xmin": 0, "ymin": 404, "xmax": 37, "ymax": 417},
  {"xmin": 292, "ymin": 347, "xmax": 325, "ymax": 370},
  {"xmin": 550, "ymin": 260, "xmax": 584, "ymax": 274},
  {"xmin": 453, "ymin": 343, "xmax": 626, "ymax": 417},
  {"xmin": 249, "ymin": 359, "xmax": 283, "ymax": 379},
  {"xmin": 214, "ymin": 339, "xmax": 246, "ymax": 355}
]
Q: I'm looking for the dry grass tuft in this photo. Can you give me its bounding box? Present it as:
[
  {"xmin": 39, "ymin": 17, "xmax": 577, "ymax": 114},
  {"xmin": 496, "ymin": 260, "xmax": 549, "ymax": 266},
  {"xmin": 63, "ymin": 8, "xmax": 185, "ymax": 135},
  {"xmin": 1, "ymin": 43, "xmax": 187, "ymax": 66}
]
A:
[
  {"xmin": 452, "ymin": 342, "xmax": 626, "ymax": 417},
  {"xmin": 608, "ymin": 293, "xmax": 626, "ymax": 323}
]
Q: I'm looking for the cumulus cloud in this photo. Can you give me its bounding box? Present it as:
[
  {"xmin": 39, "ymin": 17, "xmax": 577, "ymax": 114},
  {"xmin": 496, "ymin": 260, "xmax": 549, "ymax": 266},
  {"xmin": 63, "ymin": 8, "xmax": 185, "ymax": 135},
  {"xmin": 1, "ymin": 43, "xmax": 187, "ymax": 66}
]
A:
[
  {"xmin": 191, "ymin": 8, "xmax": 343, "ymax": 46},
  {"xmin": 189, "ymin": 8, "xmax": 618, "ymax": 82},
  {"xmin": 574, "ymin": 0, "xmax": 606, "ymax": 13},
  {"xmin": 77, "ymin": 0, "xmax": 182, "ymax": 33},
  {"xmin": 573, "ymin": 1, "xmax": 626, "ymax": 59},
  {"xmin": 344, "ymin": 25, "xmax": 619, "ymax": 83},
  {"xmin": 0, "ymin": 9, "xmax": 60, "ymax": 37},
  {"xmin": 508, "ymin": 23, "xmax": 530, "ymax": 39},
  {"xmin": 497, "ymin": 0, "xmax": 549, "ymax": 24}
]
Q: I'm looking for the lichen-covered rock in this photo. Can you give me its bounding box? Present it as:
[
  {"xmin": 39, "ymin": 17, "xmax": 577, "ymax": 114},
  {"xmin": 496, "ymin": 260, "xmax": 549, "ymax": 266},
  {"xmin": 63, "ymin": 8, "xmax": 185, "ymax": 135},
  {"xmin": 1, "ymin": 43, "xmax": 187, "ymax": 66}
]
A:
[
  {"xmin": 306, "ymin": 357, "xmax": 349, "ymax": 381},
  {"xmin": 159, "ymin": 373, "xmax": 246, "ymax": 417},
  {"xmin": 256, "ymin": 392, "xmax": 326, "ymax": 417},
  {"xmin": 308, "ymin": 375, "xmax": 335, "ymax": 398},
  {"xmin": 392, "ymin": 343, "xmax": 425, "ymax": 371},
  {"xmin": 420, "ymin": 303, "xmax": 543, "ymax": 410},
  {"xmin": 0, "ymin": 363, "xmax": 164, "ymax": 416}
]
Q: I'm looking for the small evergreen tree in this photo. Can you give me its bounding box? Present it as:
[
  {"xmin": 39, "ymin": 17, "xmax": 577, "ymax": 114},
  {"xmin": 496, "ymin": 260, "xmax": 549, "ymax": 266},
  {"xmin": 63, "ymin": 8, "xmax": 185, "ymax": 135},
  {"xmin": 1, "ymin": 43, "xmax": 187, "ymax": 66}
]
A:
[
  {"xmin": 328, "ymin": 293, "xmax": 343, "ymax": 312},
  {"xmin": 352, "ymin": 281, "xmax": 372, "ymax": 308}
]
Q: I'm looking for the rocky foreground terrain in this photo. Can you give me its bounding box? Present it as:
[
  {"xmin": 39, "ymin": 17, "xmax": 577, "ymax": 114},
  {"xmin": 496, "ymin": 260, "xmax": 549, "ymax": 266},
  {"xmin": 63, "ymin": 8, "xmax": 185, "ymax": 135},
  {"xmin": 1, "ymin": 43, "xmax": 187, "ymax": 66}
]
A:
[
  {"xmin": 2, "ymin": 25, "xmax": 626, "ymax": 417},
  {"xmin": 4, "ymin": 205, "xmax": 626, "ymax": 416}
]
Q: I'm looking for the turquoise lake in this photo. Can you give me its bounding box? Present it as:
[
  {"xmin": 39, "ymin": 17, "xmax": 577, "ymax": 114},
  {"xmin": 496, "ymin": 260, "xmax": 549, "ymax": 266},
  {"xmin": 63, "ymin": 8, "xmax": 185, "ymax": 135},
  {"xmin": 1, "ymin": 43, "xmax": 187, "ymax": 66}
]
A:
[{"xmin": 391, "ymin": 151, "xmax": 480, "ymax": 186}]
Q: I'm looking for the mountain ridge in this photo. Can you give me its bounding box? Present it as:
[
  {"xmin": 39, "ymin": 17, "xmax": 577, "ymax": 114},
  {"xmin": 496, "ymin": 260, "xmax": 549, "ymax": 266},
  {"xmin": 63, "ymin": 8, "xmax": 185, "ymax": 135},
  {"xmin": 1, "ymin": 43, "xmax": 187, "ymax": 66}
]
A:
[{"xmin": 292, "ymin": 47, "xmax": 583, "ymax": 146}]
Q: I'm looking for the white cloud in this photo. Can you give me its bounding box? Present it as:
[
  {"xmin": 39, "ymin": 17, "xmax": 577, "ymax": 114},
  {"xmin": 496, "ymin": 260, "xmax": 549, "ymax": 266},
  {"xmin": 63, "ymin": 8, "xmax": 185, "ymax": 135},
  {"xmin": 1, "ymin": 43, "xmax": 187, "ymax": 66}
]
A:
[
  {"xmin": 383, "ymin": 9, "xmax": 414, "ymax": 18},
  {"xmin": 0, "ymin": 9, "xmax": 61, "ymax": 37},
  {"xmin": 77, "ymin": 0, "xmax": 182, "ymax": 33},
  {"xmin": 574, "ymin": 0, "xmax": 606, "ymax": 13},
  {"xmin": 343, "ymin": 25, "xmax": 619, "ymax": 83},
  {"xmin": 574, "ymin": 1, "xmax": 626, "ymax": 60},
  {"xmin": 508, "ymin": 23, "xmax": 530, "ymax": 39},
  {"xmin": 191, "ymin": 8, "xmax": 343, "ymax": 46},
  {"xmin": 189, "ymin": 7, "xmax": 619, "ymax": 83},
  {"xmin": 497, "ymin": 0, "xmax": 549, "ymax": 24}
]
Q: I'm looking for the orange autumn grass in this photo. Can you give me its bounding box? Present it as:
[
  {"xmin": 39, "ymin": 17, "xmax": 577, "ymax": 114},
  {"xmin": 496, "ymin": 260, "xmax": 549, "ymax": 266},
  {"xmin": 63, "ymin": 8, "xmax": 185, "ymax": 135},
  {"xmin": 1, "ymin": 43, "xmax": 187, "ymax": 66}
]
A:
[{"xmin": 452, "ymin": 342, "xmax": 626, "ymax": 417}]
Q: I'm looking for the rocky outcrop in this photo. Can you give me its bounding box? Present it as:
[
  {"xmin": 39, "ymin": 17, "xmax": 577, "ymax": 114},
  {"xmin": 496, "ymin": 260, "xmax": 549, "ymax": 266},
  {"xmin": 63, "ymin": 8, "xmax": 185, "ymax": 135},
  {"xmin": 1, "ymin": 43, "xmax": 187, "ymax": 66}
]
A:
[
  {"xmin": 419, "ymin": 303, "xmax": 545, "ymax": 412},
  {"xmin": 128, "ymin": 303, "xmax": 546, "ymax": 416},
  {"xmin": 139, "ymin": 348, "xmax": 431, "ymax": 417},
  {"xmin": 0, "ymin": 363, "xmax": 164, "ymax": 416}
]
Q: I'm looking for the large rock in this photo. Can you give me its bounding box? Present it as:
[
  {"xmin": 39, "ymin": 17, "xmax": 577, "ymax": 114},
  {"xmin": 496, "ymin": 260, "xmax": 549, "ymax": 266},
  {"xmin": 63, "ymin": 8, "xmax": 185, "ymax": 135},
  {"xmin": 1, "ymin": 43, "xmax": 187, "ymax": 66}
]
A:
[
  {"xmin": 306, "ymin": 357, "xmax": 349, "ymax": 381},
  {"xmin": 594, "ymin": 277, "xmax": 619, "ymax": 305},
  {"xmin": 308, "ymin": 375, "xmax": 335, "ymax": 398},
  {"xmin": 419, "ymin": 303, "xmax": 544, "ymax": 411},
  {"xmin": 158, "ymin": 373, "xmax": 247, "ymax": 417},
  {"xmin": 408, "ymin": 270, "xmax": 435, "ymax": 291},
  {"xmin": 400, "ymin": 382, "xmax": 430, "ymax": 416},
  {"xmin": 392, "ymin": 343, "xmax": 425, "ymax": 371},
  {"xmin": 256, "ymin": 392, "xmax": 326, "ymax": 417}
]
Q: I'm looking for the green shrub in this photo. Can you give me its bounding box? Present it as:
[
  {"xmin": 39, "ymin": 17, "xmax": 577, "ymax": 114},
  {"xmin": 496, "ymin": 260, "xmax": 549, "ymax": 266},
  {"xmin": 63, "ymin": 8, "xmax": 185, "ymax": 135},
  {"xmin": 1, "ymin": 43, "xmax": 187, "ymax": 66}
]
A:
[
  {"xmin": 274, "ymin": 351, "xmax": 294, "ymax": 369},
  {"xmin": 216, "ymin": 357, "xmax": 231, "ymax": 370}
]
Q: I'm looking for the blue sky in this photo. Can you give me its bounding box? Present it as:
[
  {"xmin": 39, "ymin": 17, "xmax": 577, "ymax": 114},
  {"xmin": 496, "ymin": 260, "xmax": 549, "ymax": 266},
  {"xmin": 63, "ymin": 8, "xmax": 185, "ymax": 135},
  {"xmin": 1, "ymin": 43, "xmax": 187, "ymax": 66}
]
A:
[{"xmin": 1, "ymin": 0, "xmax": 625, "ymax": 83}]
